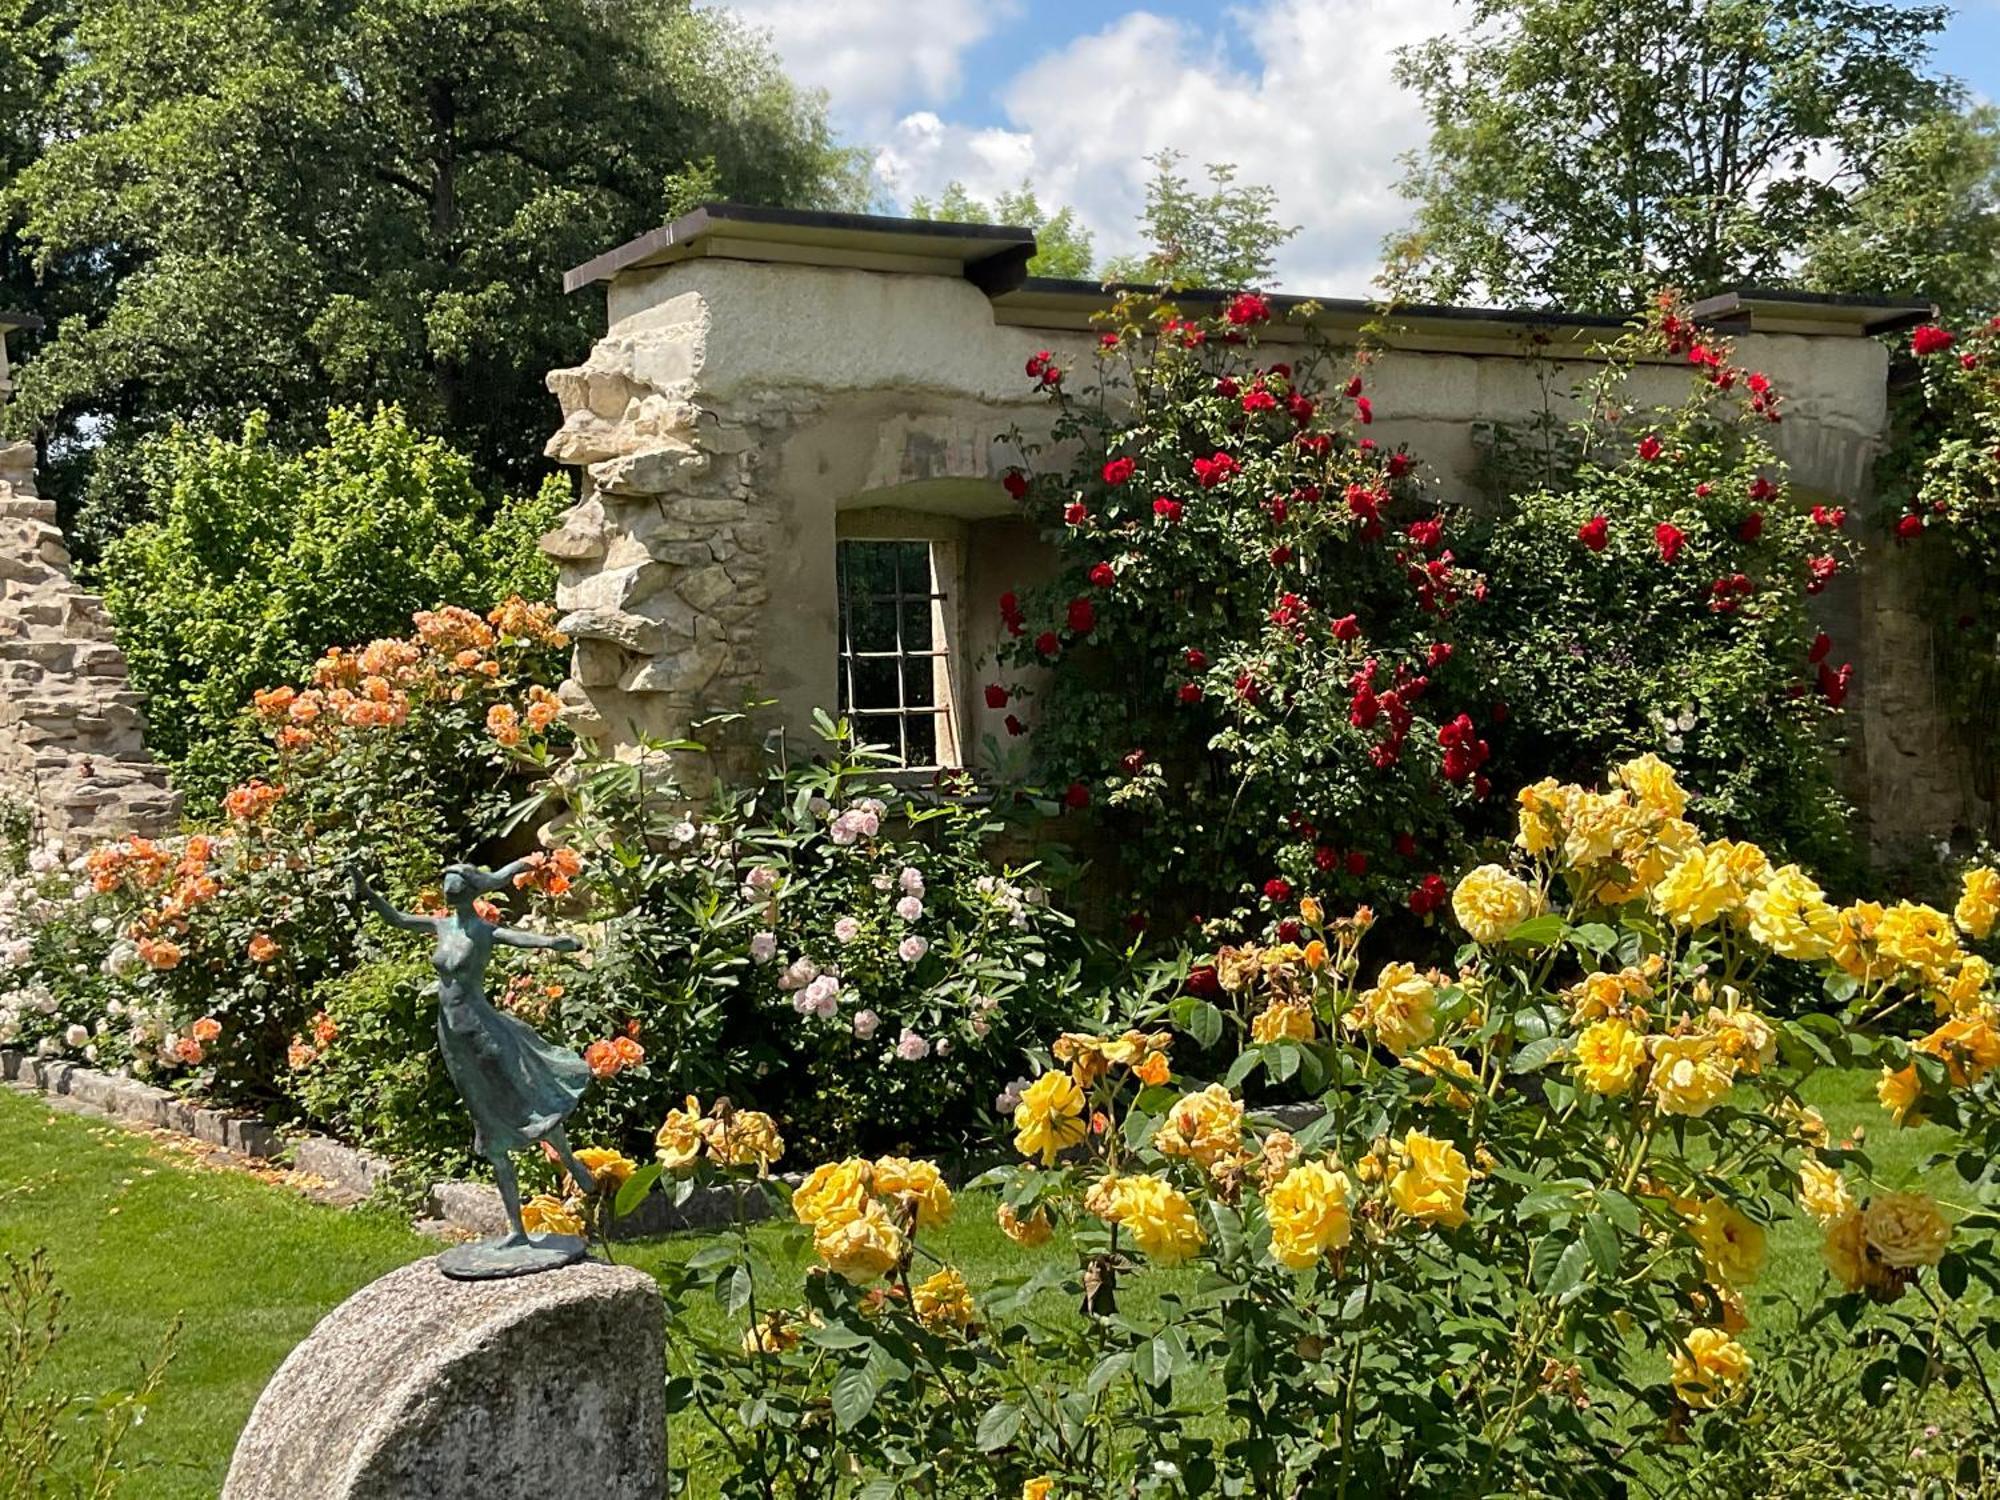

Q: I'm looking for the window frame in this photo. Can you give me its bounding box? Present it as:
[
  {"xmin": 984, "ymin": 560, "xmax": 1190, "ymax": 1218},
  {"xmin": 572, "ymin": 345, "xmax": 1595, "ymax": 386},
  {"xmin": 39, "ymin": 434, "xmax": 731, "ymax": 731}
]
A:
[{"xmin": 834, "ymin": 532, "xmax": 964, "ymax": 771}]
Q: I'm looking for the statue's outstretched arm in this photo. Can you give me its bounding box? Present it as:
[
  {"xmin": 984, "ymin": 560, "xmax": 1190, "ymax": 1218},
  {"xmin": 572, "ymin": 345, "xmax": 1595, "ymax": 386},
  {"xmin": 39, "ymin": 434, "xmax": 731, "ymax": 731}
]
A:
[
  {"xmin": 485, "ymin": 856, "xmax": 539, "ymax": 889},
  {"xmin": 352, "ymin": 872, "xmax": 436, "ymax": 935},
  {"xmin": 493, "ymin": 926, "xmax": 583, "ymax": 953}
]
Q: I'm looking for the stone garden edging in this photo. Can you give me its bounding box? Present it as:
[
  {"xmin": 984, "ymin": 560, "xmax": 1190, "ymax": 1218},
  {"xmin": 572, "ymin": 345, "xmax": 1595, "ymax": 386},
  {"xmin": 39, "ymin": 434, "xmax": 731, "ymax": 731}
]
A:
[{"xmin": 0, "ymin": 1047, "xmax": 763, "ymax": 1236}]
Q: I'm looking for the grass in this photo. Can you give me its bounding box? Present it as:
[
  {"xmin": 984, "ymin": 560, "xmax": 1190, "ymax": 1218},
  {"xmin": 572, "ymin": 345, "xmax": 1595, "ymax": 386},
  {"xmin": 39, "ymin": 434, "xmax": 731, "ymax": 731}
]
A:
[{"xmin": 0, "ymin": 1067, "xmax": 1983, "ymax": 1496}]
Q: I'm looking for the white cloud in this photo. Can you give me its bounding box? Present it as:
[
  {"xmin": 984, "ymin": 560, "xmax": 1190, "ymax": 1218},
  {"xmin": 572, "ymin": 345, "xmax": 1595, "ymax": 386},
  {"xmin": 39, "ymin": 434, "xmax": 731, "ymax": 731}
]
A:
[
  {"xmin": 871, "ymin": 0, "xmax": 1454, "ymax": 295},
  {"xmin": 715, "ymin": 0, "xmax": 1017, "ymax": 133}
]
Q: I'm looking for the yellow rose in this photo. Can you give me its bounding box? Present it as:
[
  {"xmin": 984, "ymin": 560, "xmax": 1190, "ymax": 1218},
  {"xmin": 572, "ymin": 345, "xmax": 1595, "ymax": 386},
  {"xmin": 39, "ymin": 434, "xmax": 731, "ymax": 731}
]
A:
[
  {"xmin": 1956, "ymin": 866, "xmax": 2000, "ymax": 940},
  {"xmin": 1257, "ymin": 1130, "xmax": 1301, "ymax": 1188},
  {"xmin": 1705, "ymin": 995, "xmax": 1775, "ymax": 1074},
  {"xmin": 794, "ymin": 1158, "xmax": 873, "ymax": 1228},
  {"xmin": 1265, "ymin": 1160, "xmax": 1353, "ymax": 1270},
  {"xmin": 1109, "ymin": 1173, "xmax": 1206, "ymax": 1264},
  {"xmin": 1874, "ymin": 902, "xmax": 1964, "ymax": 985},
  {"xmin": 1403, "ymin": 1046, "xmax": 1477, "ymax": 1109},
  {"xmin": 1154, "ymin": 1083, "xmax": 1245, "ymax": 1171},
  {"xmin": 1711, "ymin": 840, "xmax": 1774, "ymax": 902},
  {"xmin": 1688, "ymin": 1196, "xmax": 1766, "ymax": 1288},
  {"xmin": 1388, "ymin": 1130, "xmax": 1471, "ymax": 1229},
  {"xmin": 1832, "ymin": 901, "xmax": 1890, "ymax": 982},
  {"xmin": 1651, "ymin": 845, "xmax": 1741, "ymax": 928},
  {"xmin": 705, "ymin": 1109, "xmax": 785, "ymax": 1174},
  {"xmin": 1013, "ymin": 1071, "xmax": 1088, "ymax": 1165},
  {"xmin": 1573, "ymin": 1018, "xmax": 1645, "ymax": 1095},
  {"xmin": 1877, "ymin": 1062, "xmax": 1922, "ymax": 1126},
  {"xmin": 575, "ymin": 1146, "xmax": 636, "ymax": 1195},
  {"xmin": 1515, "ymin": 777, "xmax": 1569, "ymax": 856},
  {"xmin": 521, "ymin": 1192, "xmax": 583, "ymax": 1237},
  {"xmin": 1452, "ymin": 863, "xmax": 1539, "ymax": 944},
  {"xmin": 741, "ymin": 1312, "xmax": 800, "ymax": 1356},
  {"xmin": 1860, "ymin": 1191, "xmax": 1952, "ymax": 1269},
  {"xmin": 1615, "ymin": 752, "xmax": 1689, "ymax": 819},
  {"xmin": 872, "ymin": 1156, "xmax": 954, "ymax": 1230},
  {"xmin": 1821, "ymin": 1207, "xmax": 1873, "ymax": 1291},
  {"xmin": 1915, "ymin": 1007, "xmax": 2000, "ymax": 1086},
  {"xmin": 1744, "ymin": 864, "xmax": 1840, "ymax": 961},
  {"xmin": 1251, "ymin": 1000, "xmax": 1316, "ymax": 1045},
  {"xmin": 1083, "ymin": 1171, "xmax": 1125, "ymax": 1224},
  {"xmin": 1670, "ymin": 1327, "xmax": 1751, "ymax": 1409},
  {"xmin": 1566, "ymin": 971, "xmax": 1628, "ymax": 1021},
  {"xmin": 1936, "ymin": 954, "xmax": 1992, "ymax": 1015},
  {"xmin": 912, "ymin": 1267, "xmax": 975, "ymax": 1330},
  {"xmin": 655, "ymin": 1094, "xmax": 706, "ymax": 1169},
  {"xmin": 1561, "ymin": 789, "xmax": 1644, "ymax": 870},
  {"xmin": 997, "ymin": 1202, "xmax": 1054, "ymax": 1247},
  {"xmin": 813, "ymin": 1194, "xmax": 904, "ymax": 1283},
  {"xmin": 1299, "ymin": 895, "xmax": 1324, "ymax": 926},
  {"xmin": 1022, "ymin": 1480, "xmax": 1054, "ymax": 1500},
  {"xmin": 1797, "ymin": 1157, "xmax": 1854, "ymax": 1226},
  {"xmin": 1348, "ymin": 962, "xmax": 1438, "ymax": 1056},
  {"xmin": 1648, "ymin": 1033, "xmax": 1736, "ymax": 1116}
]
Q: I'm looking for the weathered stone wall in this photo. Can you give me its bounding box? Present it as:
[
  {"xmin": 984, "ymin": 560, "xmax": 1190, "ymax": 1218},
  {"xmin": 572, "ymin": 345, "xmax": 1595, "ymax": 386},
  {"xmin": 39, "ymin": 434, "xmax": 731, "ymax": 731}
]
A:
[
  {"xmin": 545, "ymin": 252, "xmax": 1960, "ymax": 861},
  {"xmin": 0, "ymin": 441, "xmax": 178, "ymax": 840}
]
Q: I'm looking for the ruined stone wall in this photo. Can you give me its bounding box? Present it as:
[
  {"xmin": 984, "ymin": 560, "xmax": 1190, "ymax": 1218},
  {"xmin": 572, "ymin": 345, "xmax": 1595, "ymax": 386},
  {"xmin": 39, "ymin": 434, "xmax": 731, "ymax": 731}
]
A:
[{"xmin": 0, "ymin": 441, "xmax": 179, "ymax": 841}]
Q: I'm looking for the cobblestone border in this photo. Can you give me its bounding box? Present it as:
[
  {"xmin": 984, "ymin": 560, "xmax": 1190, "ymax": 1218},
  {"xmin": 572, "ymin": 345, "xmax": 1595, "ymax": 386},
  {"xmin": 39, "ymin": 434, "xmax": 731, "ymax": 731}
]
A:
[{"xmin": 1, "ymin": 1048, "xmax": 761, "ymax": 1236}]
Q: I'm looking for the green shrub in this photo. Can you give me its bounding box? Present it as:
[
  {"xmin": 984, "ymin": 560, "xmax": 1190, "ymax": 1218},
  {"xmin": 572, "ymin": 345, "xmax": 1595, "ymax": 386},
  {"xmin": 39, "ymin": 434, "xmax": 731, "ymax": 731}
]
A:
[{"xmin": 99, "ymin": 405, "xmax": 565, "ymax": 807}]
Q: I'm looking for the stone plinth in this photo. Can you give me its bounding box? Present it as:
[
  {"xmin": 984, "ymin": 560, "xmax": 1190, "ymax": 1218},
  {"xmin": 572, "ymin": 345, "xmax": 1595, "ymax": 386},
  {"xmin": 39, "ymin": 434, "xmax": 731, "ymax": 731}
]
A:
[{"xmin": 222, "ymin": 1258, "xmax": 664, "ymax": 1500}]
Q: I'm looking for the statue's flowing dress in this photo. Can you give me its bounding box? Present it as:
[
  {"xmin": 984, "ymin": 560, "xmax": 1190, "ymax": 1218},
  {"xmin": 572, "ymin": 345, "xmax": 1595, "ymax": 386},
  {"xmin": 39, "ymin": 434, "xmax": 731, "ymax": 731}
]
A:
[{"xmin": 429, "ymin": 917, "xmax": 590, "ymax": 1153}]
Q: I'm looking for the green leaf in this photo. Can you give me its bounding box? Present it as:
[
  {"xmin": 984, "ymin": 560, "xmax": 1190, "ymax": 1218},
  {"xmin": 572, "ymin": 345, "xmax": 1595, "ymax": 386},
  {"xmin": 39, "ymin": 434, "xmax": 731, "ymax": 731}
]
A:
[
  {"xmin": 1087, "ymin": 1349, "xmax": 1133, "ymax": 1395},
  {"xmin": 831, "ymin": 1365, "xmax": 880, "ymax": 1431},
  {"xmin": 1570, "ymin": 922, "xmax": 1618, "ymax": 954},
  {"xmin": 1186, "ymin": 1000, "xmax": 1224, "ymax": 1050},
  {"xmin": 1541, "ymin": 1237, "xmax": 1589, "ymax": 1299},
  {"xmin": 1510, "ymin": 1035, "xmax": 1566, "ymax": 1074},
  {"xmin": 613, "ymin": 1161, "xmax": 663, "ymax": 1219},
  {"xmin": 1582, "ymin": 1213, "xmax": 1620, "ymax": 1278},
  {"xmin": 977, "ymin": 1400, "xmax": 1023, "ymax": 1451},
  {"xmin": 1506, "ymin": 914, "xmax": 1567, "ymax": 947},
  {"xmin": 725, "ymin": 1265, "xmax": 753, "ymax": 1316}
]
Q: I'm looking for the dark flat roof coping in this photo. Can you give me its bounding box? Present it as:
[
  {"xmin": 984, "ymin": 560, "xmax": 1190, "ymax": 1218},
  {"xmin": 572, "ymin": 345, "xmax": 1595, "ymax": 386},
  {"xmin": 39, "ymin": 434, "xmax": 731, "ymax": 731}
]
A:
[
  {"xmin": 0, "ymin": 310, "xmax": 44, "ymax": 332},
  {"xmin": 565, "ymin": 203, "xmax": 1932, "ymax": 338}
]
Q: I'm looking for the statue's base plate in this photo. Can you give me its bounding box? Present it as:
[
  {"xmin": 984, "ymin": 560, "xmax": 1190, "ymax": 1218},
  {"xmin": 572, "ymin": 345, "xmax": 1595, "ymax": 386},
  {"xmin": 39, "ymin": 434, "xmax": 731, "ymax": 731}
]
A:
[{"xmin": 437, "ymin": 1233, "xmax": 589, "ymax": 1281}]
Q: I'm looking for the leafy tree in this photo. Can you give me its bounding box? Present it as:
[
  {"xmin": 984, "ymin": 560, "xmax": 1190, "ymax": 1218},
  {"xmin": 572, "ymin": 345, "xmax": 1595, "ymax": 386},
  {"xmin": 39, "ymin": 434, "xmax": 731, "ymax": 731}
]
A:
[
  {"xmin": 3, "ymin": 0, "xmax": 866, "ymax": 554},
  {"xmin": 908, "ymin": 180, "xmax": 1096, "ymax": 278},
  {"xmin": 1101, "ymin": 150, "xmax": 1298, "ymax": 289},
  {"xmin": 1387, "ymin": 0, "xmax": 1955, "ymax": 311},
  {"xmin": 99, "ymin": 405, "xmax": 564, "ymax": 805},
  {"xmin": 1805, "ymin": 105, "xmax": 2000, "ymax": 322}
]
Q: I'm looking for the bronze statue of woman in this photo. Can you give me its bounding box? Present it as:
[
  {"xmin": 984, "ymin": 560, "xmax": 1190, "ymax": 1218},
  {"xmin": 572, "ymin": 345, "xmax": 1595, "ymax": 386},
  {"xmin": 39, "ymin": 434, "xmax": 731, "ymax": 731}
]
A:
[{"xmin": 354, "ymin": 859, "xmax": 597, "ymax": 1279}]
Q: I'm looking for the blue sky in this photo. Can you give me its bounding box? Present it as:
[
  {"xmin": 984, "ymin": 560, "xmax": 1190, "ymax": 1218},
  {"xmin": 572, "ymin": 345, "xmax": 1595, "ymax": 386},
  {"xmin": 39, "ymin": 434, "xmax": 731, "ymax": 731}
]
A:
[{"xmin": 716, "ymin": 0, "xmax": 2000, "ymax": 296}]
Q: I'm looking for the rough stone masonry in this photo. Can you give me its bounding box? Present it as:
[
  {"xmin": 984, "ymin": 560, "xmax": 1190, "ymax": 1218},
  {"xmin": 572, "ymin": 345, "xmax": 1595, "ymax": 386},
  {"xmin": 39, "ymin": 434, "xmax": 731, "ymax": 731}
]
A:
[{"xmin": 0, "ymin": 437, "xmax": 179, "ymax": 842}]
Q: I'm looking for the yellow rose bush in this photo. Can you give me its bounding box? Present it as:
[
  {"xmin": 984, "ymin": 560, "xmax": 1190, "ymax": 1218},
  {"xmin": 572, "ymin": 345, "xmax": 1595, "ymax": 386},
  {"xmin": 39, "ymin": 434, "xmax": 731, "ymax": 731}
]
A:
[{"xmin": 598, "ymin": 751, "xmax": 2000, "ymax": 1497}]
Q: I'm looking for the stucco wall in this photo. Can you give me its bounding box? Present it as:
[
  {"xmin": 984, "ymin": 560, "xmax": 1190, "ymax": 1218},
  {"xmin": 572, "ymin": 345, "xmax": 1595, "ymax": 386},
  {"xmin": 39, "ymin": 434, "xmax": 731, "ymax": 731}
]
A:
[{"xmin": 546, "ymin": 254, "xmax": 1958, "ymax": 857}]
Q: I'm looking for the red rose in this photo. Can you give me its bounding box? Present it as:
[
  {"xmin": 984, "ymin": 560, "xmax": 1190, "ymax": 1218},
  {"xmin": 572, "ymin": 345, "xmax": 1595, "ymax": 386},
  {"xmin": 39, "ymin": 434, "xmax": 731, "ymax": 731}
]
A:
[
  {"xmin": 1002, "ymin": 469, "xmax": 1029, "ymax": 500},
  {"xmin": 1193, "ymin": 452, "xmax": 1241, "ymax": 488},
  {"xmin": 1242, "ymin": 388, "xmax": 1278, "ymax": 414},
  {"xmin": 1120, "ymin": 748, "xmax": 1147, "ymax": 774},
  {"xmin": 1098, "ymin": 332, "xmax": 1120, "ymax": 350},
  {"xmin": 1393, "ymin": 832, "xmax": 1417, "ymax": 858},
  {"xmin": 1067, "ymin": 598, "xmax": 1095, "ymax": 634},
  {"xmin": 1426, "ymin": 641, "xmax": 1452, "ymax": 668},
  {"xmin": 1817, "ymin": 660, "xmax": 1853, "ymax": 708},
  {"xmin": 1088, "ymin": 562, "xmax": 1115, "ymax": 588},
  {"xmin": 1269, "ymin": 545, "xmax": 1292, "ymax": 568},
  {"xmin": 1102, "ymin": 456, "xmax": 1136, "ymax": 486},
  {"xmin": 1962, "ymin": 353, "xmax": 1980, "ymax": 371},
  {"xmin": 1695, "ymin": 483, "xmax": 1712, "ymax": 498},
  {"xmin": 1345, "ymin": 849, "xmax": 1369, "ymax": 877},
  {"xmin": 1225, "ymin": 292, "xmax": 1271, "ymax": 326},
  {"xmin": 1064, "ymin": 502, "xmax": 1089, "ymax": 526},
  {"xmin": 984, "ymin": 684, "xmax": 1008, "ymax": 710},
  {"xmin": 1386, "ymin": 451, "xmax": 1412, "ymax": 479},
  {"xmin": 1408, "ymin": 873, "xmax": 1448, "ymax": 917},
  {"xmin": 1215, "ymin": 376, "xmax": 1239, "ymax": 398},
  {"xmin": 1354, "ymin": 396, "xmax": 1373, "ymax": 425},
  {"xmin": 1331, "ymin": 614, "xmax": 1361, "ymax": 642},
  {"xmin": 999, "ymin": 590, "xmax": 1019, "ymax": 616},
  {"xmin": 1035, "ymin": 631, "xmax": 1059, "ymax": 656},
  {"xmin": 1654, "ymin": 522, "xmax": 1686, "ymax": 563},
  {"xmin": 1025, "ymin": 352, "xmax": 1048, "ymax": 378},
  {"xmin": 1896, "ymin": 513, "xmax": 1924, "ymax": 539},
  {"xmin": 1263, "ymin": 877, "xmax": 1292, "ymax": 904},
  {"xmin": 1747, "ymin": 372, "xmax": 1771, "ymax": 395},
  {"xmin": 1805, "ymin": 555, "xmax": 1838, "ymax": 594},
  {"xmin": 1810, "ymin": 504, "xmax": 1846, "ymax": 529},
  {"xmin": 1277, "ymin": 919, "xmax": 1302, "ymax": 943},
  {"xmin": 1185, "ymin": 647, "xmax": 1208, "ymax": 670},
  {"xmin": 1005, "ymin": 713, "xmax": 1025, "ymax": 736},
  {"xmin": 1288, "ymin": 393, "xmax": 1316, "ymax": 426},
  {"xmin": 1177, "ymin": 682, "xmax": 1203, "ymax": 705},
  {"xmin": 1637, "ymin": 434, "xmax": 1663, "ymax": 462},
  {"xmin": 1807, "ymin": 631, "xmax": 1832, "ymax": 664},
  {"xmin": 1737, "ymin": 512, "xmax": 1764, "ymax": 542},
  {"xmin": 1911, "ymin": 324, "xmax": 1955, "ymax": 357},
  {"xmin": 1236, "ymin": 673, "xmax": 1261, "ymax": 704},
  {"xmin": 1063, "ymin": 781, "xmax": 1091, "ymax": 810},
  {"xmin": 1314, "ymin": 845, "xmax": 1337, "ymax": 872},
  {"xmin": 1748, "ymin": 475, "xmax": 1778, "ymax": 502},
  {"xmin": 1153, "ymin": 497, "xmax": 1184, "ymax": 523},
  {"xmin": 1186, "ymin": 964, "xmax": 1221, "ymax": 996},
  {"xmin": 1577, "ymin": 514, "xmax": 1609, "ymax": 552},
  {"xmin": 1344, "ymin": 375, "xmax": 1363, "ymax": 397}
]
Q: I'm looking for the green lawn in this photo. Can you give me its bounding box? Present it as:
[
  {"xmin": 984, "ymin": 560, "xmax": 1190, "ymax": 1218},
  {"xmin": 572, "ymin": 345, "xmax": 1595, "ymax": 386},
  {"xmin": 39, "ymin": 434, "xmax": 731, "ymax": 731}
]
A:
[{"xmin": 0, "ymin": 1067, "xmax": 1977, "ymax": 1496}]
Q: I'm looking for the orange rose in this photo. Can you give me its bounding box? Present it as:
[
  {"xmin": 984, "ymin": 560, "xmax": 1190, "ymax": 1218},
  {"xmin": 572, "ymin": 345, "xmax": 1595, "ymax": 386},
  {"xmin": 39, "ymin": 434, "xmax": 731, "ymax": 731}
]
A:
[
  {"xmin": 248, "ymin": 933, "xmax": 280, "ymax": 963},
  {"xmin": 191, "ymin": 1016, "xmax": 223, "ymax": 1043},
  {"xmin": 584, "ymin": 1040, "xmax": 621, "ymax": 1078},
  {"xmin": 612, "ymin": 1036, "xmax": 645, "ymax": 1067}
]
